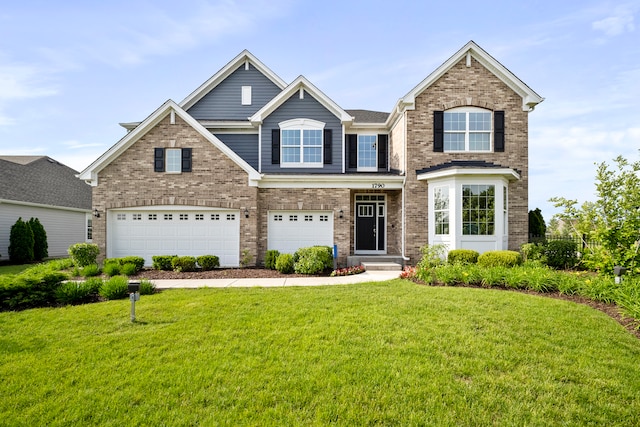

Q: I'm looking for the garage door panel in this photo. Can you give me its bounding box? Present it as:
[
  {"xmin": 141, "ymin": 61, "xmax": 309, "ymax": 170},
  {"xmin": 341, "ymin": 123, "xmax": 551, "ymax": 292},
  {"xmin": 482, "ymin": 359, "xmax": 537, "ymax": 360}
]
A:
[
  {"xmin": 268, "ymin": 211, "xmax": 333, "ymax": 254},
  {"xmin": 109, "ymin": 209, "xmax": 240, "ymax": 267}
]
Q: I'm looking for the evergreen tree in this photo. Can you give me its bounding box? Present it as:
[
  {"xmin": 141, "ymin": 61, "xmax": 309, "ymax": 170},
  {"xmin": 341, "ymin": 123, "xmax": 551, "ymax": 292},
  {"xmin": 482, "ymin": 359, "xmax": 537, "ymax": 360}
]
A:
[
  {"xmin": 528, "ymin": 208, "xmax": 546, "ymax": 240},
  {"xmin": 28, "ymin": 218, "xmax": 48, "ymax": 261},
  {"xmin": 8, "ymin": 217, "xmax": 34, "ymax": 264}
]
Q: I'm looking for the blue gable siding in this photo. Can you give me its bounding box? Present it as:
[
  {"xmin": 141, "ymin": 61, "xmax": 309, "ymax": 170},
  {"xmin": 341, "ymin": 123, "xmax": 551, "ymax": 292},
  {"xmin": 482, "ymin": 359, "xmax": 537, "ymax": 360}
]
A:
[
  {"xmin": 261, "ymin": 91, "xmax": 342, "ymax": 174},
  {"xmin": 187, "ymin": 64, "xmax": 282, "ymax": 120},
  {"xmin": 214, "ymin": 134, "xmax": 259, "ymax": 170}
]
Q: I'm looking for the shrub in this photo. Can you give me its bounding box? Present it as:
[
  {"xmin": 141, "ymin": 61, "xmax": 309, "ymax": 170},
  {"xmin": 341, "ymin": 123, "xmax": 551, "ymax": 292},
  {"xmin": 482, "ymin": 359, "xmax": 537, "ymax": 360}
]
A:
[
  {"xmin": 120, "ymin": 263, "xmax": 138, "ymax": 276},
  {"xmin": 172, "ymin": 256, "xmax": 197, "ymax": 272},
  {"xmin": 81, "ymin": 264, "xmax": 101, "ymax": 278},
  {"xmin": 240, "ymin": 249, "xmax": 253, "ymax": 268},
  {"xmin": 139, "ymin": 279, "xmax": 156, "ymax": 295},
  {"xmin": 152, "ymin": 255, "xmax": 176, "ymax": 271},
  {"xmin": 448, "ymin": 249, "xmax": 479, "ymax": 265},
  {"xmin": 0, "ymin": 270, "xmax": 67, "ymax": 310},
  {"xmin": 417, "ymin": 244, "xmax": 447, "ymax": 270},
  {"xmin": 197, "ymin": 255, "xmax": 220, "ymax": 271},
  {"xmin": 275, "ymin": 253, "xmax": 294, "ymax": 274},
  {"xmin": 55, "ymin": 281, "xmax": 98, "ymax": 305},
  {"xmin": 521, "ymin": 242, "xmax": 546, "ymax": 263},
  {"xmin": 294, "ymin": 246, "xmax": 333, "ymax": 274},
  {"xmin": 102, "ymin": 263, "xmax": 121, "ymax": 277},
  {"xmin": 120, "ymin": 256, "xmax": 145, "ymax": 272},
  {"xmin": 68, "ymin": 243, "xmax": 99, "ymax": 267},
  {"xmin": 477, "ymin": 250, "xmax": 522, "ymax": 268},
  {"xmin": 265, "ymin": 250, "xmax": 280, "ymax": 270},
  {"xmin": 9, "ymin": 218, "xmax": 34, "ymax": 264},
  {"xmin": 99, "ymin": 276, "xmax": 129, "ymax": 300},
  {"xmin": 83, "ymin": 277, "xmax": 104, "ymax": 294},
  {"xmin": 28, "ymin": 218, "xmax": 48, "ymax": 261},
  {"xmin": 544, "ymin": 240, "xmax": 578, "ymax": 270}
]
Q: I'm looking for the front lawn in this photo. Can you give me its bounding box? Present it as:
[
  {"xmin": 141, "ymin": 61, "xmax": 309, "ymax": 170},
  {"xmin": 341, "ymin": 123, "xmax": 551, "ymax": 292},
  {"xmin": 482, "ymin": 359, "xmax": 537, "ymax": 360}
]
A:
[
  {"xmin": 1, "ymin": 280, "xmax": 639, "ymax": 426},
  {"xmin": 0, "ymin": 263, "xmax": 32, "ymax": 275}
]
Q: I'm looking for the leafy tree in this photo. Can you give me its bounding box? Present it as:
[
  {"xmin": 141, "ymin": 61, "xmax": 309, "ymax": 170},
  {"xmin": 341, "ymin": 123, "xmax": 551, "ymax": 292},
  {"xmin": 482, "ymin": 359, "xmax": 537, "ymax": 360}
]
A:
[
  {"xmin": 550, "ymin": 154, "xmax": 640, "ymax": 274},
  {"xmin": 8, "ymin": 217, "xmax": 34, "ymax": 264},
  {"xmin": 528, "ymin": 208, "xmax": 546, "ymax": 240},
  {"xmin": 28, "ymin": 218, "xmax": 48, "ymax": 261}
]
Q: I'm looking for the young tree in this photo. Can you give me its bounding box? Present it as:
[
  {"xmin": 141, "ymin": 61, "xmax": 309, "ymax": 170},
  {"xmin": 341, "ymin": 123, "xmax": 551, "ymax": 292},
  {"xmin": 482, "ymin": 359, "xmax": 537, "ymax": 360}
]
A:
[
  {"xmin": 28, "ymin": 218, "xmax": 48, "ymax": 261},
  {"xmin": 8, "ymin": 217, "xmax": 34, "ymax": 264},
  {"xmin": 550, "ymin": 154, "xmax": 640, "ymax": 273}
]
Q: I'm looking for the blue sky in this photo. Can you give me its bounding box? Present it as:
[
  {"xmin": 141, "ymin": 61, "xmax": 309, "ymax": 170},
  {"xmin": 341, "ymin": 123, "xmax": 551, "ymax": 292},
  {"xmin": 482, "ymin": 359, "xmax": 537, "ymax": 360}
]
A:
[{"xmin": 1, "ymin": 0, "xmax": 639, "ymax": 221}]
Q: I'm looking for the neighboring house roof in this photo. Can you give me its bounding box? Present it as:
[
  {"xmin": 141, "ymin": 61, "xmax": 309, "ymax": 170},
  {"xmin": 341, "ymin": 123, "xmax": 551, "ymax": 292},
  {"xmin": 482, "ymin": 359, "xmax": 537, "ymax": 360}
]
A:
[
  {"xmin": 399, "ymin": 40, "xmax": 544, "ymax": 113},
  {"xmin": 416, "ymin": 160, "xmax": 521, "ymax": 181},
  {"xmin": 249, "ymin": 75, "xmax": 354, "ymax": 125},
  {"xmin": 180, "ymin": 49, "xmax": 288, "ymax": 111},
  {"xmin": 0, "ymin": 156, "xmax": 92, "ymax": 210},
  {"xmin": 78, "ymin": 100, "xmax": 262, "ymax": 186},
  {"xmin": 345, "ymin": 109, "xmax": 390, "ymax": 124}
]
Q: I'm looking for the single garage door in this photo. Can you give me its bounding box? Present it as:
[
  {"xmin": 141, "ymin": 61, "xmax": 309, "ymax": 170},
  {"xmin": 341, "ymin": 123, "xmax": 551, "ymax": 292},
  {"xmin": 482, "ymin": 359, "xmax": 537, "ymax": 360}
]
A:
[
  {"xmin": 108, "ymin": 208, "xmax": 240, "ymax": 267},
  {"xmin": 268, "ymin": 210, "xmax": 333, "ymax": 254}
]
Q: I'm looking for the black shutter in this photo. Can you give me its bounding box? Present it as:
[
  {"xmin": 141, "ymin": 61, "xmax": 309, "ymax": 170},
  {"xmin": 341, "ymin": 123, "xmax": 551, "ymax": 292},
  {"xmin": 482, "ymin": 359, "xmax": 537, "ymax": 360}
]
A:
[
  {"xmin": 347, "ymin": 134, "xmax": 357, "ymax": 169},
  {"xmin": 154, "ymin": 148, "xmax": 165, "ymax": 172},
  {"xmin": 377, "ymin": 134, "xmax": 388, "ymax": 170},
  {"xmin": 434, "ymin": 111, "xmax": 444, "ymax": 152},
  {"xmin": 494, "ymin": 111, "xmax": 505, "ymax": 152},
  {"xmin": 271, "ymin": 129, "xmax": 280, "ymax": 164},
  {"xmin": 181, "ymin": 148, "xmax": 192, "ymax": 172},
  {"xmin": 323, "ymin": 129, "xmax": 332, "ymax": 164}
]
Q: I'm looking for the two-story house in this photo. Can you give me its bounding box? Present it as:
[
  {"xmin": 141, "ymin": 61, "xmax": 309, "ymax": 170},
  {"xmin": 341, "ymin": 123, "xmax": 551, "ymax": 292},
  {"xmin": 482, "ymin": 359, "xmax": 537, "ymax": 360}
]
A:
[{"xmin": 79, "ymin": 41, "xmax": 543, "ymax": 267}]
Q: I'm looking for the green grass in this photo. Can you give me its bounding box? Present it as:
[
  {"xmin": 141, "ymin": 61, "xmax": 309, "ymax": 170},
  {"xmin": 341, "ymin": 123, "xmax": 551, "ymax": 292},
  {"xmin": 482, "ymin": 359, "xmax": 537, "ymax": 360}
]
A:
[
  {"xmin": 2, "ymin": 280, "xmax": 640, "ymax": 426},
  {"xmin": 0, "ymin": 263, "xmax": 32, "ymax": 275}
]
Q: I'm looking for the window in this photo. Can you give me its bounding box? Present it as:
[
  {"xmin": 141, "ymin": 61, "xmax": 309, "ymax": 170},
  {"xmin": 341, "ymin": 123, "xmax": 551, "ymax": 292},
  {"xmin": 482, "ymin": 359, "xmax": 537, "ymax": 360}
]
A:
[
  {"xmin": 274, "ymin": 214, "xmax": 283, "ymax": 221},
  {"xmin": 434, "ymin": 186, "xmax": 449, "ymax": 235},
  {"xmin": 279, "ymin": 119, "xmax": 324, "ymax": 167},
  {"xmin": 462, "ymin": 185, "xmax": 495, "ymax": 235},
  {"xmin": 444, "ymin": 108, "xmax": 492, "ymax": 152},
  {"xmin": 117, "ymin": 214, "xmax": 126, "ymax": 220},
  {"xmin": 227, "ymin": 214, "xmax": 236, "ymax": 221},
  {"xmin": 164, "ymin": 214, "xmax": 173, "ymax": 220},
  {"xmin": 241, "ymin": 86, "xmax": 252, "ymax": 105},
  {"xmin": 195, "ymin": 214, "xmax": 204, "ymax": 221},
  {"xmin": 289, "ymin": 215, "xmax": 298, "ymax": 221},
  {"xmin": 211, "ymin": 214, "xmax": 220, "ymax": 221},
  {"xmin": 133, "ymin": 214, "xmax": 142, "ymax": 221},
  {"xmin": 166, "ymin": 149, "xmax": 182, "ymax": 173},
  {"xmin": 179, "ymin": 214, "xmax": 188, "ymax": 220},
  {"xmin": 357, "ymin": 135, "xmax": 377, "ymax": 171},
  {"xmin": 320, "ymin": 215, "xmax": 328, "ymax": 222},
  {"xmin": 304, "ymin": 215, "xmax": 313, "ymax": 221},
  {"xmin": 87, "ymin": 218, "xmax": 93, "ymax": 241},
  {"xmin": 154, "ymin": 148, "xmax": 192, "ymax": 173},
  {"xmin": 148, "ymin": 214, "xmax": 157, "ymax": 220}
]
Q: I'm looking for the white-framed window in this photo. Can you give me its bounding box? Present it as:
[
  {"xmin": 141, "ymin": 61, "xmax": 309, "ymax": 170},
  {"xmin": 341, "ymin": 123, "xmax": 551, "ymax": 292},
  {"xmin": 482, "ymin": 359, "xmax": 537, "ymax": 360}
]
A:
[
  {"xmin": 289, "ymin": 215, "xmax": 298, "ymax": 221},
  {"xmin": 304, "ymin": 215, "xmax": 313, "ymax": 221},
  {"xmin": 179, "ymin": 214, "xmax": 188, "ymax": 220},
  {"xmin": 357, "ymin": 135, "xmax": 377, "ymax": 171},
  {"xmin": 279, "ymin": 119, "xmax": 324, "ymax": 167},
  {"xmin": 434, "ymin": 186, "xmax": 449, "ymax": 235},
  {"xmin": 227, "ymin": 214, "xmax": 236, "ymax": 221},
  {"xmin": 87, "ymin": 218, "xmax": 93, "ymax": 241},
  {"xmin": 241, "ymin": 86, "xmax": 252, "ymax": 105},
  {"xmin": 166, "ymin": 148, "xmax": 182, "ymax": 173},
  {"xmin": 320, "ymin": 215, "xmax": 328, "ymax": 222},
  {"xmin": 148, "ymin": 214, "xmax": 157, "ymax": 220},
  {"xmin": 444, "ymin": 107, "xmax": 492, "ymax": 152},
  {"xmin": 462, "ymin": 184, "xmax": 495, "ymax": 235},
  {"xmin": 274, "ymin": 214, "xmax": 283, "ymax": 221},
  {"xmin": 211, "ymin": 214, "xmax": 220, "ymax": 221},
  {"xmin": 195, "ymin": 214, "xmax": 204, "ymax": 221},
  {"xmin": 164, "ymin": 214, "xmax": 173, "ymax": 220}
]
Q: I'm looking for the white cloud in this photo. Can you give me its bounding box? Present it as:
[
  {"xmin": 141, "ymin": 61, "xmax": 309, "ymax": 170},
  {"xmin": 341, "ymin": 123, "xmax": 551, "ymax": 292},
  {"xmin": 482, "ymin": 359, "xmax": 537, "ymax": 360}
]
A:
[
  {"xmin": 592, "ymin": 6, "xmax": 635, "ymax": 36},
  {"xmin": 0, "ymin": 64, "xmax": 58, "ymax": 101}
]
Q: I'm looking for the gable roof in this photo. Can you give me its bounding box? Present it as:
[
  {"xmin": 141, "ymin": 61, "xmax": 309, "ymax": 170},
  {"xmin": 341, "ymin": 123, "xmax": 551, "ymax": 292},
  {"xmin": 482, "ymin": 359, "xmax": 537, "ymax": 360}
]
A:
[
  {"xmin": 400, "ymin": 41, "xmax": 544, "ymax": 112},
  {"xmin": 249, "ymin": 76, "xmax": 354, "ymax": 125},
  {"xmin": 0, "ymin": 156, "xmax": 91, "ymax": 210},
  {"xmin": 78, "ymin": 100, "xmax": 261, "ymax": 186},
  {"xmin": 180, "ymin": 50, "xmax": 287, "ymax": 111}
]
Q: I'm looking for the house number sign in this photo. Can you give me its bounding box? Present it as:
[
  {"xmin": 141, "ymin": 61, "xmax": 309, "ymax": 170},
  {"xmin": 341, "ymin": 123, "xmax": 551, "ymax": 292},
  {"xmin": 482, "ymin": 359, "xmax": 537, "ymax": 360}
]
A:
[{"xmin": 372, "ymin": 183, "xmax": 385, "ymax": 189}]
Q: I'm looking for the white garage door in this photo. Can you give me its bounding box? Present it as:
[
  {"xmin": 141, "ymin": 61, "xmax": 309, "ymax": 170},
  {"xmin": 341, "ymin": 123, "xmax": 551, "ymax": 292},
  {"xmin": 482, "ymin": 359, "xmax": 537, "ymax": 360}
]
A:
[
  {"xmin": 268, "ymin": 210, "xmax": 333, "ymax": 254},
  {"xmin": 108, "ymin": 208, "xmax": 240, "ymax": 267}
]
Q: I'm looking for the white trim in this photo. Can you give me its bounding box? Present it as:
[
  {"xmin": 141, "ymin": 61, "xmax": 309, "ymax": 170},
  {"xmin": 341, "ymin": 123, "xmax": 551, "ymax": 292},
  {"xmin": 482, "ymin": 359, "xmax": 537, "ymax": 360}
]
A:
[
  {"xmin": 443, "ymin": 107, "xmax": 492, "ymax": 152},
  {"xmin": 279, "ymin": 118, "xmax": 325, "ymax": 130},
  {"xmin": 356, "ymin": 134, "xmax": 378, "ymax": 172},
  {"xmin": 258, "ymin": 174, "xmax": 404, "ymax": 189},
  {"xmin": 180, "ymin": 50, "xmax": 287, "ymax": 111},
  {"xmin": 417, "ymin": 167, "xmax": 520, "ymax": 182},
  {"xmin": 241, "ymin": 86, "xmax": 252, "ymax": 106},
  {"xmin": 0, "ymin": 198, "xmax": 91, "ymax": 214},
  {"xmin": 109, "ymin": 205, "xmax": 237, "ymax": 212},
  {"xmin": 354, "ymin": 193, "xmax": 387, "ymax": 254},
  {"xmin": 278, "ymin": 119, "xmax": 325, "ymax": 168}
]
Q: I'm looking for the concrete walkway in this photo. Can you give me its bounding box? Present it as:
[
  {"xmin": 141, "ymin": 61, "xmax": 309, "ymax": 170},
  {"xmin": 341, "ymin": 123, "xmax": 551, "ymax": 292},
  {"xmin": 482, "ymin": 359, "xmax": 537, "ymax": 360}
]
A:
[{"xmin": 152, "ymin": 270, "xmax": 401, "ymax": 289}]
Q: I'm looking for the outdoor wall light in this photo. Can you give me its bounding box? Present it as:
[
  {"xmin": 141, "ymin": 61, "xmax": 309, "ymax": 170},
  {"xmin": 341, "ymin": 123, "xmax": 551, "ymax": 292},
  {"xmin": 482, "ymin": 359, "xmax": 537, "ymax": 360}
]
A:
[
  {"xmin": 93, "ymin": 209, "xmax": 101, "ymax": 218},
  {"xmin": 244, "ymin": 208, "xmax": 249, "ymax": 218},
  {"xmin": 339, "ymin": 209, "xmax": 344, "ymax": 219}
]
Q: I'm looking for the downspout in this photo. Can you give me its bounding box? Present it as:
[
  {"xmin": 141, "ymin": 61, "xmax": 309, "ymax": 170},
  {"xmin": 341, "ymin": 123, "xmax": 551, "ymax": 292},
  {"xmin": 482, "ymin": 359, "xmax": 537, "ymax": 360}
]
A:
[{"xmin": 401, "ymin": 109, "xmax": 410, "ymax": 264}]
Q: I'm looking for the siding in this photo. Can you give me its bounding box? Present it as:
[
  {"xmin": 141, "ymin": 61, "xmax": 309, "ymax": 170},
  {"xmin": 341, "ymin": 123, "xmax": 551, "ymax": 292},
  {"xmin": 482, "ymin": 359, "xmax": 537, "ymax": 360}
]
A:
[
  {"xmin": 214, "ymin": 134, "xmax": 259, "ymax": 170},
  {"xmin": 0, "ymin": 203, "xmax": 88, "ymax": 258},
  {"xmin": 261, "ymin": 91, "xmax": 343, "ymax": 174},
  {"xmin": 187, "ymin": 64, "xmax": 282, "ymax": 120}
]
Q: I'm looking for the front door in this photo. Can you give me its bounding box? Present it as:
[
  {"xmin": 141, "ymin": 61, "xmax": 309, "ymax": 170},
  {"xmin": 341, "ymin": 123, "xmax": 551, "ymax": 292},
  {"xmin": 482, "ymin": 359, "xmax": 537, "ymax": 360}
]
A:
[{"xmin": 355, "ymin": 194, "xmax": 385, "ymax": 253}]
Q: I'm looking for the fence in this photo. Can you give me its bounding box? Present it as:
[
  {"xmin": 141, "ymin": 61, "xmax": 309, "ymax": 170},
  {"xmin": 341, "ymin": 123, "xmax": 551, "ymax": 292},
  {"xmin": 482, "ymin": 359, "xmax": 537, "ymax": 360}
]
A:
[{"xmin": 529, "ymin": 234, "xmax": 601, "ymax": 251}]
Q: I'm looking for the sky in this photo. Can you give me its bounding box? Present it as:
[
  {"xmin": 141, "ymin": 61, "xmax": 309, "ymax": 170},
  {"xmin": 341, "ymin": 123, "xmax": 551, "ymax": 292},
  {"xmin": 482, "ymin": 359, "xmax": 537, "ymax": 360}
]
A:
[{"xmin": 1, "ymin": 0, "xmax": 639, "ymax": 221}]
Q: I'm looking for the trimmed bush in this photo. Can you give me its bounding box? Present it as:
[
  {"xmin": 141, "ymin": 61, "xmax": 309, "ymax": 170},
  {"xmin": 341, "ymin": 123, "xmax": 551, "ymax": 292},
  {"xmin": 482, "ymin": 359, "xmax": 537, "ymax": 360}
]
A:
[
  {"xmin": 0, "ymin": 270, "xmax": 68, "ymax": 310},
  {"xmin": 28, "ymin": 218, "xmax": 48, "ymax": 261},
  {"xmin": 448, "ymin": 249, "xmax": 479, "ymax": 265},
  {"xmin": 120, "ymin": 263, "xmax": 138, "ymax": 276},
  {"xmin": 9, "ymin": 218, "xmax": 34, "ymax": 264},
  {"xmin": 99, "ymin": 276, "xmax": 129, "ymax": 300},
  {"xmin": 544, "ymin": 240, "xmax": 578, "ymax": 270},
  {"xmin": 102, "ymin": 263, "xmax": 121, "ymax": 277},
  {"xmin": 80, "ymin": 264, "xmax": 101, "ymax": 278},
  {"xmin": 197, "ymin": 255, "xmax": 220, "ymax": 271},
  {"xmin": 265, "ymin": 250, "xmax": 280, "ymax": 270},
  {"xmin": 68, "ymin": 243, "xmax": 99, "ymax": 267},
  {"xmin": 120, "ymin": 256, "xmax": 145, "ymax": 272},
  {"xmin": 275, "ymin": 253, "xmax": 294, "ymax": 274},
  {"xmin": 152, "ymin": 255, "xmax": 176, "ymax": 271},
  {"xmin": 172, "ymin": 256, "xmax": 197, "ymax": 272},
  {"xmin": 477, "ymin": 250, "xmax": 523, "ymax": 268},
  {"xmin": 294, "ymin": 246, "xmax": 333, "ymax": 275}
]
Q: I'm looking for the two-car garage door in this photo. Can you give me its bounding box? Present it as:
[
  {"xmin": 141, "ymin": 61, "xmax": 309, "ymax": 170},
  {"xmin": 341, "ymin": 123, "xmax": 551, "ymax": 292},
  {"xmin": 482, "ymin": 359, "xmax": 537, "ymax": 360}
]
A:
[{"xmin": 108, "ymin": 209, "xmax": 239, "ymax": 267}]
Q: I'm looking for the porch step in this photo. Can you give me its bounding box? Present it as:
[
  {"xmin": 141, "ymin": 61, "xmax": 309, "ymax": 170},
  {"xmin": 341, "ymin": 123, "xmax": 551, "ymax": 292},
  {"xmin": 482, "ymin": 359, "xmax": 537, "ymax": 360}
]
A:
[
  {"xmin": 348, "ymin": 255, "xmax": 405, "ymax": 268},
  {"xmin": 362, "ymin": 262, "xmax": 403, "ymax": 271}
]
